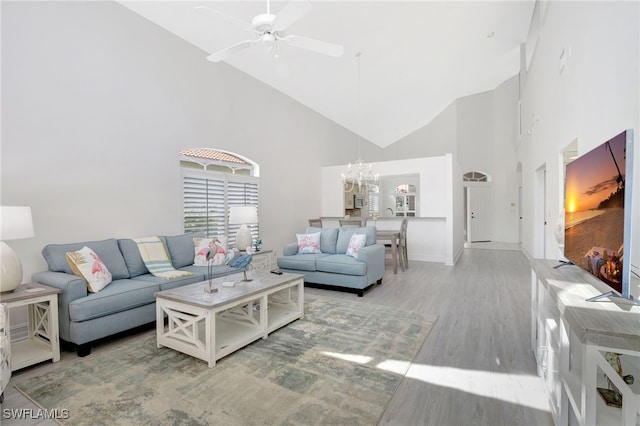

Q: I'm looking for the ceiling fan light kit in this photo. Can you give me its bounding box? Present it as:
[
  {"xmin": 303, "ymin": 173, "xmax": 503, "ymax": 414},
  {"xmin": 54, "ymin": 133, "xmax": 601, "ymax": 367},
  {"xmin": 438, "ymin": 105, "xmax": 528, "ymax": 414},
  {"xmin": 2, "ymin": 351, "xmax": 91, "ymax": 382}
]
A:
[{"xmin": 198, "ymin": 0, "xmax": 344, "ymax": 62}]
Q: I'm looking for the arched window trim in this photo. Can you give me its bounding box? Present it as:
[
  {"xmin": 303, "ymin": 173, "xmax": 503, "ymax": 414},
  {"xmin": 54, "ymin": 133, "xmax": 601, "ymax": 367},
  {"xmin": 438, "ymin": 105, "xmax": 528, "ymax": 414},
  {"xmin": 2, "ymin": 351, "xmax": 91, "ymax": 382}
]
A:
[{"xmin": 179, "ymin": 148, "xmax": 260, "ymax": 176}]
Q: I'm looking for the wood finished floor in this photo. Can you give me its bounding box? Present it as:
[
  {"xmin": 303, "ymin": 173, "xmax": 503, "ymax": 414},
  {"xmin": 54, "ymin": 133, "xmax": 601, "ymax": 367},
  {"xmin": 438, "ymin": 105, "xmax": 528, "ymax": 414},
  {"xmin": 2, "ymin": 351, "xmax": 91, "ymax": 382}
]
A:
[{"xmin": 1, "ymin": 248, "xmax": 553, "ymax": 425}]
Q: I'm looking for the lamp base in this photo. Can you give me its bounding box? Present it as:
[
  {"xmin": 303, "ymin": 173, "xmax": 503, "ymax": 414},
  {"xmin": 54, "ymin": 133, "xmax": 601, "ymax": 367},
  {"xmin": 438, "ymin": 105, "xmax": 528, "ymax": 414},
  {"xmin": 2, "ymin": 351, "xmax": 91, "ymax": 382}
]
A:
[
  {"xmin": 1, "ymin": 241, "xmax": 23, "ymax": 293},
  {"xmin": 235, "ymin": 225, "xmax": 253, "ymax": 251}
]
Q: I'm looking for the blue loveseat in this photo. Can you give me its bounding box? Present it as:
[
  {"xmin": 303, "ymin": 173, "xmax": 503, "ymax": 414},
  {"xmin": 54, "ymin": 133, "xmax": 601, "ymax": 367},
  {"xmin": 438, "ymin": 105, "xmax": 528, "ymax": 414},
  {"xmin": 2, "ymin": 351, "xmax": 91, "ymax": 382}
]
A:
[
  {"xmin": 32, "ymin": 233, "xmax": 237, "ymax": 356},
  {"xmin": 277, "ymin": 226, "xmax": 385, "ymax": 297}
]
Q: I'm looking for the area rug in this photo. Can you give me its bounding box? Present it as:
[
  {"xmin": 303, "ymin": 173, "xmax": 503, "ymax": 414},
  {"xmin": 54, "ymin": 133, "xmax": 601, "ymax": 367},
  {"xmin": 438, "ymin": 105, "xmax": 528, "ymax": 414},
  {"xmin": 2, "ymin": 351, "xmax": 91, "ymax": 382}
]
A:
[{"xmin": 15, "ymin": 294, "xmax": 436, "ymax": 425}]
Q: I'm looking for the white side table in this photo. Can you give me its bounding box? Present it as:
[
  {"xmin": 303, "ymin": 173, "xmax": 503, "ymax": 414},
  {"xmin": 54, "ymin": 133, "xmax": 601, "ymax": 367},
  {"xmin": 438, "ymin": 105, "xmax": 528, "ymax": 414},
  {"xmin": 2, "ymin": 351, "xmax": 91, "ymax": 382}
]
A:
[
  {"xmin": 247, "ymin": 249, "xmax": 274, "ymax": 271},
  {"xmin": 0, "ymin": 283, "xmax": 61, "ymax": 371}
]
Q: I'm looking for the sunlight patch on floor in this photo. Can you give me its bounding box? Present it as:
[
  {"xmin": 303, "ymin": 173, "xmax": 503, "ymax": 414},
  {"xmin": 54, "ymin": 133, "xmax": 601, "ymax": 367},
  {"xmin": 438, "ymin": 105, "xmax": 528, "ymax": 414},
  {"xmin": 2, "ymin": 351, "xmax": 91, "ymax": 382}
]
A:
[
  {"xmin": 321, "ymin": 351, "xmax": 374, "ymax": 364},
  {"xmin": 396, "ymin": 363, "xmax": 550, "ymax": 412},
  {"xmin": 376, "ymin": 359, "xmax": 411, "ymax": 374},
  {"xmin": 320, "ymin": 351, "xmax": 549, "ymax": 413}
]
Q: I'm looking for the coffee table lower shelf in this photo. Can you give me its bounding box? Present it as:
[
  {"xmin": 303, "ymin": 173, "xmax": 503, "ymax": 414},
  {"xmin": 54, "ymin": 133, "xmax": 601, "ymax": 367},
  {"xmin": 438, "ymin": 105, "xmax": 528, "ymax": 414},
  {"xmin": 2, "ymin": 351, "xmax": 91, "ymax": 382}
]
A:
[{"xmin": 155, "ymin": 273, "xmax": 304, "ymax": 367}]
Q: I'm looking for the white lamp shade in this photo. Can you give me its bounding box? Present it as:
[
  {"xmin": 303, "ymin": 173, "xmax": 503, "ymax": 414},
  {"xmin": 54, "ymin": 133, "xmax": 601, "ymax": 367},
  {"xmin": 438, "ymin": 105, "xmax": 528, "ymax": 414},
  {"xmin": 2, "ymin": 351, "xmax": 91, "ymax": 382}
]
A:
[
  {"xmin": 229, "ymin": 206, "xmax": 258, "ymax": 225},
  {"xmin": 1, "ymin": 206, "xmax": 35, "ymax": 241}
]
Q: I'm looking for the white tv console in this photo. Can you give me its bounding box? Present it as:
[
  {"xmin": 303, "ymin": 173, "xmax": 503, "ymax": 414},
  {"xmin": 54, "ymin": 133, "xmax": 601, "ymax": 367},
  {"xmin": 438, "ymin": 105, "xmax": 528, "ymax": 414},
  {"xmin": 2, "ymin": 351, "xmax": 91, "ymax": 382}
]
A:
[{"xmin": 530, "ymin": 260, "xmax": 640, "ymax": 426}]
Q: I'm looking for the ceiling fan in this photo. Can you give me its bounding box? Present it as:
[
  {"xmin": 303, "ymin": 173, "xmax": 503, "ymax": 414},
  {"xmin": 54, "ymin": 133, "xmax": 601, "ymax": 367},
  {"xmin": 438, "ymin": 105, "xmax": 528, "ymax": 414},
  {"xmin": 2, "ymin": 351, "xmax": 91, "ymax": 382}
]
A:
[{"xmin": 196, "ymin": 0, "xmax": 344, "ymax": 62}]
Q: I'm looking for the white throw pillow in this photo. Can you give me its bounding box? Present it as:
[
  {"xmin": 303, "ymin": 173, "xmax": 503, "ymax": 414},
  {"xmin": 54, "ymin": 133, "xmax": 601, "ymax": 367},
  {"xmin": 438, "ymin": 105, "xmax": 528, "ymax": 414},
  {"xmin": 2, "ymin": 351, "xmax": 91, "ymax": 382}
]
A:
[
  {"xmin": 346, "ymin": 233, "xmax": 367, "ymax": 259},
  {"xmin": 296, "ymin": 232, "xmax": 322, "ymax": 254},
  {"xmin": 66, "ymin": 246, "xmax": 113, "ymax": 293}
]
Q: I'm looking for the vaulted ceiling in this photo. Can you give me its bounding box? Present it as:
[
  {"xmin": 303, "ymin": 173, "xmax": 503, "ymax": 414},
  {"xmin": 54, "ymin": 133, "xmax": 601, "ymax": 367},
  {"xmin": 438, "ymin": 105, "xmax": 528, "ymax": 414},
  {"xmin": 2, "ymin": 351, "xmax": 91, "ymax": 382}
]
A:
[{"xmin": 118, "ymin": 1, "xmax": 535, "ymax": 148}]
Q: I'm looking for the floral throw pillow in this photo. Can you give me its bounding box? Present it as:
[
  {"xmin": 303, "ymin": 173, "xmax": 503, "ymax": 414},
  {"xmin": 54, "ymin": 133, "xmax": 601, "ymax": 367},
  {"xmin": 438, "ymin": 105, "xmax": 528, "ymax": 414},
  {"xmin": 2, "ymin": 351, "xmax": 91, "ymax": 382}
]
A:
[
  {"xmin": 296, "ymin": 232, "xmax": 322, "ymax": 254},
  {"xmin": 66, "ymin": 246, "xmax": 113, "ymax": 293},
  {"xmin": 194, "ymin": 236, "xmax": 230, "ymax": 266},
  {"xmin": 346, "ymin": 233, "xmax": 367, "ymax": 259}
]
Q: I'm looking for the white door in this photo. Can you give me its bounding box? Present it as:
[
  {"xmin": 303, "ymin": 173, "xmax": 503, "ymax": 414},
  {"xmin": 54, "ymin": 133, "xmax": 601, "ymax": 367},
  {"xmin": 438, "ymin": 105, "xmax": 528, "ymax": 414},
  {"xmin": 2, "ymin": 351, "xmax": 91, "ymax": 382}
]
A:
[
  {"xmin": 467, "ymin": 186, "xmax": 492, "ymax": 242},
  {"xmin": 518, "ymin": 186, "xmax": 523, "ymax": 243}
]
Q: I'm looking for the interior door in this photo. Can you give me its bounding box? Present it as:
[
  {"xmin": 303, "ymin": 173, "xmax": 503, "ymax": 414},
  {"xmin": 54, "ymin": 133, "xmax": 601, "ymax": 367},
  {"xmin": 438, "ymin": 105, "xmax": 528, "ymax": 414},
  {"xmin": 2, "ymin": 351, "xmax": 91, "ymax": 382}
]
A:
[{"xmin": 467, "ymin": 186, "xmax": 492, "ymax": 242}]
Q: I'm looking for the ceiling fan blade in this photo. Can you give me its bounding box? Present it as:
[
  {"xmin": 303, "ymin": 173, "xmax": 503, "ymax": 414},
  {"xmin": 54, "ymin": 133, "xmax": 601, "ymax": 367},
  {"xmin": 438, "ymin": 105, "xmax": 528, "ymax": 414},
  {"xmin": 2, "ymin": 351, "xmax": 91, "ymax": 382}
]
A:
[
  {"xmin": 274, "ymin": 0, "xmax": 311, "ymax": 31},
  {"xmin": 194, "ymin": 6, "xmax": 253, "ymax": 33},
  {"xmin": 284, "ymin": 35, "xmax": 344, "ymax": 58},
  {"xmin": 206, "ymin": 39, "xmax": 256, "ymax": 63}
]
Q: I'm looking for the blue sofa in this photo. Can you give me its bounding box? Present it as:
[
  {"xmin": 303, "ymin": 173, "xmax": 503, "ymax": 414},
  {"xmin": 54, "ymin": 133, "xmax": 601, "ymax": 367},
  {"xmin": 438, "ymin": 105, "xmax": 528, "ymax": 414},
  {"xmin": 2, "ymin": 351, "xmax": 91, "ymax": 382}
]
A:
[
  {"xmin": 277, "ymin": 226, "xmax": 385, "ymax": 297},
  {"xmin": 32, "ymin": 233, "xmax": 237, "ymax": 356}
]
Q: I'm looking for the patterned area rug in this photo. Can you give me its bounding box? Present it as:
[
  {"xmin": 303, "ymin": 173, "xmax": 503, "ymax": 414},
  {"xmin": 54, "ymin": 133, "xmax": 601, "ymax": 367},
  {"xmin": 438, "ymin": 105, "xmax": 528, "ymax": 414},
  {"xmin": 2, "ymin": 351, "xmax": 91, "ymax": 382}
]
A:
[{"xmin": 15, "ymin": 294, "xmax": 436, "ymax": 425}]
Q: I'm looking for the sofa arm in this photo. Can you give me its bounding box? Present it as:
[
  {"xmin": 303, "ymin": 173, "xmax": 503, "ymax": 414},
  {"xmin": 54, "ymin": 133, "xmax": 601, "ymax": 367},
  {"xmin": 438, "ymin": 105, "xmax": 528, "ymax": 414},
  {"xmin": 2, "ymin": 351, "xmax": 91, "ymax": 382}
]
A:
[
  {"xmin": 357, "ymin": 243, "xmax": 384, "ymax": 263},
  {"xmin": 32, "ymin": 271, "xmax": 88, "ymax": 343},
  {"xmin": 358, "ymin": 244, "xmax": 385, "ymax": 281},
  {"xmin": 32, "ymin": 271, "xmax": 88, "ymax": 302},
  {"xmin": 282, "ymin": 242, "xmax": 299, "ymax": 256}
]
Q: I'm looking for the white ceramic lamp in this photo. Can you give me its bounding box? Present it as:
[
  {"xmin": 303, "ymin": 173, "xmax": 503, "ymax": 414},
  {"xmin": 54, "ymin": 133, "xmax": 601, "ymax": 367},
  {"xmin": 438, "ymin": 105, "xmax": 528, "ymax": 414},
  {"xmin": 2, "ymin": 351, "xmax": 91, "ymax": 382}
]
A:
[
  {"xmin": 1, "ymin": 206, "xmax": 35, "ymax": 293},
  {"xmin": 229, "ymin": 206, "xmax": 258, "ymax": 251}
]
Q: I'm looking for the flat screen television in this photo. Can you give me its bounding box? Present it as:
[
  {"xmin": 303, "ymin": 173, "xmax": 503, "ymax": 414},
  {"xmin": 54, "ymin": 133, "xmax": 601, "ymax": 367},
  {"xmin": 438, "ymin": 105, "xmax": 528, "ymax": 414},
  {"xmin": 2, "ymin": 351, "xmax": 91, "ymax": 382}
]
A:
[{"xmin": 563, "ymin": 129, "xmax": 635, "ymax": 301}]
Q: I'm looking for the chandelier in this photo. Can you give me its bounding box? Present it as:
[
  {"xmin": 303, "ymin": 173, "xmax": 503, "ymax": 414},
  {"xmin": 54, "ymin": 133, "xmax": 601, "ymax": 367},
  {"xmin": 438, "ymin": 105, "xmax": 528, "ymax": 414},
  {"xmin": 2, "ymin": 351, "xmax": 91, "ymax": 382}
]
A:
[
  {"xmin": 342, "ymin": 52, "xmax": 378, "ymax": 192},
  {"xmin": 342, "ymin": 160, "xmax": 378, "ymax": 192}
]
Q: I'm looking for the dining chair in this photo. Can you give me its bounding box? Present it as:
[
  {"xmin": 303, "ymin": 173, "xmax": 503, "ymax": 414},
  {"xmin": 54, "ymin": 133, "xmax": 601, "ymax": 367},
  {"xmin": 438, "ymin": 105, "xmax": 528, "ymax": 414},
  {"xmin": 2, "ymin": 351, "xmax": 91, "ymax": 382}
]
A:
[
  {"xmin": 339, "ymin": 219, "xmax": 362, "ymax": 227},
  {"xmin": 400, "ymin": 218, "xmax": 409, "ymax": 269},
  {"xmin": 308, "ymin": 218, "xmax": 322, "ymax": 227}
]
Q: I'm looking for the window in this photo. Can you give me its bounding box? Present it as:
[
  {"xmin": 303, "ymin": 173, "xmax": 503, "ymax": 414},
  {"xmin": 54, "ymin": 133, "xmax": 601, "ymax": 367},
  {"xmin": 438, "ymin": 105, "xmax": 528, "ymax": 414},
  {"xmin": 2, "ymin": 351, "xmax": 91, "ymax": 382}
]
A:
[
  {"xmin": 463, "ymin": 171, "xmax": 489, "ymax": 182},
  {"xmin": 367, "ymin": 185, "xmax": 380, "ymax": 218},
  {"xmin": 180, "ymin": 149, "xmax": 259, "ymax": 248}
]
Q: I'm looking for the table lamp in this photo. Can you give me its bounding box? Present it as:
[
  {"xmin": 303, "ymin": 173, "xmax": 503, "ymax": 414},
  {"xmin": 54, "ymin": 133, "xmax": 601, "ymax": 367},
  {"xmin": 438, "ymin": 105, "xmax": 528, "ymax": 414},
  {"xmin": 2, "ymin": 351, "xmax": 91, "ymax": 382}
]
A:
[
  {"xmin": 1, "ymin": 206, "xmax": 35, "ymax": 293},
  {"xmin": 229, "ymin": 205, "xmax": 258, "ymax": 251}
]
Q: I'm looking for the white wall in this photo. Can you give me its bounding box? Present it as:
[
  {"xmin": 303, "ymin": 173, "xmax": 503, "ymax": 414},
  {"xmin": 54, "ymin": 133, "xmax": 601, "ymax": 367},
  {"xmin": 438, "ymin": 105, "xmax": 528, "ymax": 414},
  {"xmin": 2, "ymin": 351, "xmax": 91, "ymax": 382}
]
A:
[
  {"xmin": 382, "ymin": 77, "xmax": 522, "ymax": 246},
  {"xmin": 518, "ymin": 0, "xmax": 640, "ymax": 283},
  {"xmin": 1, "ymin": 1, "xmax": 382, "ymax": 286},
  {"xmin": 383, "ymin": 101, "xmax": 458, "ymax": 160}
]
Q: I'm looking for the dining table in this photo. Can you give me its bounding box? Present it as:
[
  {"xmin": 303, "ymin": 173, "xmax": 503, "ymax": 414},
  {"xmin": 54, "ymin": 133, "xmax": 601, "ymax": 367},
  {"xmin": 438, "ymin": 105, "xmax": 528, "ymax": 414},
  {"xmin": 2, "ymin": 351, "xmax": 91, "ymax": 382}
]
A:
[{"xmin": 375, "ymin": 229, "xmax": 402, "ymax": 274}]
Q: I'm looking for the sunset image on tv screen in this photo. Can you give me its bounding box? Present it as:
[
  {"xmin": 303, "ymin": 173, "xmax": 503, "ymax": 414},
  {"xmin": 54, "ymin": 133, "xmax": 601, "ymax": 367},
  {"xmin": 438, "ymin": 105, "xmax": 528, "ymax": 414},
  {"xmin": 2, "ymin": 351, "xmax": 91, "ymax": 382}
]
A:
[{"xmin": 564, "ymin": 132, "xmax": 626, "ymax": 293}]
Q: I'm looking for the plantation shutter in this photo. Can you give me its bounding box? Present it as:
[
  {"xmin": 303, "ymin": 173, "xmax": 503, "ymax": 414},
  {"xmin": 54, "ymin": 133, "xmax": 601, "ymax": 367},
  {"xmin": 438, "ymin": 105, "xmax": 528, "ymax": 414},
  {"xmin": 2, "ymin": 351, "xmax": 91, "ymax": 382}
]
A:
[
  {"xmin": 183, "ymin": 172, "xmax": 226, "ymax": 237},
  {"xmin": 227, "ymin": 176, "xmax": 259, "ymax": 248},
  {"xmin": 368, "ymin": 187, "xmax": 380, "ymax": 218},
  {"xmin": 367, "ymin": 185, "xmax": 380, "ymax": 217},
  {"xmin": 182, "ymin": 170, "xmax": 259, "ymax": 247}
]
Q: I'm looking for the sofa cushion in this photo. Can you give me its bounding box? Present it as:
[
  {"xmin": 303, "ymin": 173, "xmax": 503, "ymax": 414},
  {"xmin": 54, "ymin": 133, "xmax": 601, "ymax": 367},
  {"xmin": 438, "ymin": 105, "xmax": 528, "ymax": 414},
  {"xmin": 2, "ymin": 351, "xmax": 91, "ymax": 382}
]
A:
[
  {"xmin": 306, "ymin": 227, "xmax": 339, "ymax": 254},
  {"xmin": 66, "ymin": 246, "xmax": 113, "ymax": 293},
  {"xmin": 277, "ymin": 253, "xmax": 330, "ymax": 272},
  {"xmin": 336, "ymin": 227, "xmax": 376, "ymax": 254},
  {"xmin": 179, "ymin": 265, "xmax": 235, "ymax": 280},
  {"xmin": 118, "ymin": 239, "xmax": 149, "ymax": 278},
  {"xmin": 133, "ymin": 271, "xmax": 205, "ymax": 291},
  {"xmin": 42, "ymin": 238, "xmax": 130, "ymax": 280},
  {"xmin": 316, "ymin": 254, "xmax": 367, "ymax": 276},
  {"xmin": 68, "ymin": 279, "xmax": 159, "ymax": 322},
  {"xmin": 164, "ymin": 232, "xmax": 205, "ymax": 269}
]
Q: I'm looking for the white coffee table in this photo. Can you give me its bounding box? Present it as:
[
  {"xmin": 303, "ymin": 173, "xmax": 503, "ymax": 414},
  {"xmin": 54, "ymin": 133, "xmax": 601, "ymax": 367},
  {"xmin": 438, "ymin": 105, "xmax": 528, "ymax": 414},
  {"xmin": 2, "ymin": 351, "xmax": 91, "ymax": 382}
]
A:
[{"xmin": 154, "ymin": 271, "xmax": 304, "ymax": 367}]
